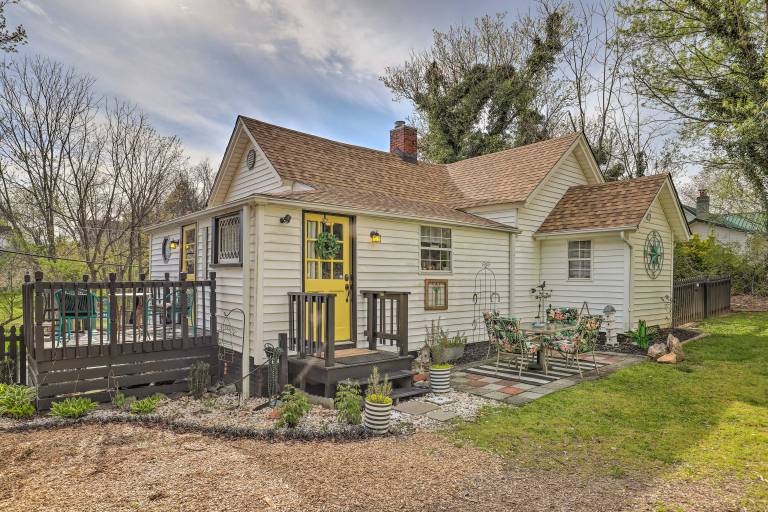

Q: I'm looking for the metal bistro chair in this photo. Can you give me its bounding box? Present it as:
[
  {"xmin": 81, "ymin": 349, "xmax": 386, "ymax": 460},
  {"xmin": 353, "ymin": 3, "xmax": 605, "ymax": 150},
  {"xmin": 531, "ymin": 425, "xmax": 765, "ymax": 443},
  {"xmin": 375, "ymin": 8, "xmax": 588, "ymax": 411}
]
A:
[
  {"xmin": 483, "ymin": 311, "xmax": 540, "ymax": 377},
  {"xmin": 53, "ymin": 289, "xmax": 109, "ymax": 345},
  {"xmin": 548, "ymin": 314, "xmax": 603, "ymax": 377},
  {"xmin": 149, "ymin": 288, "xmax": 196, "ymax": 332}
]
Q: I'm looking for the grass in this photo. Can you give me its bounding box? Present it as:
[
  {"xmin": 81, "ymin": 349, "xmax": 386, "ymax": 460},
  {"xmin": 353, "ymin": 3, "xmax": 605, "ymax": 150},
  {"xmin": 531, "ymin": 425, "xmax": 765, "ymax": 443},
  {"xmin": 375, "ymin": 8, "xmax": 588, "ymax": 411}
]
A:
[
  {"xmin": 0, "ymin": 290, "xmax": 23, "ymax": 328},
  {"xmin": 454, "ymin": 313, "xmax": 768, "ymax": 509}
]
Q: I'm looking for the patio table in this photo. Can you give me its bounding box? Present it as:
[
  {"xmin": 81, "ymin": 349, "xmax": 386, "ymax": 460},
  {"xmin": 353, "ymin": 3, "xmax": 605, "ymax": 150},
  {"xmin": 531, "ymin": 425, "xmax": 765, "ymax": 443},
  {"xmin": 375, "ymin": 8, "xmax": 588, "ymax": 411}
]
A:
[{"xmin": 519, "ymin": 322, "xmax": 564, "ymax": 372}]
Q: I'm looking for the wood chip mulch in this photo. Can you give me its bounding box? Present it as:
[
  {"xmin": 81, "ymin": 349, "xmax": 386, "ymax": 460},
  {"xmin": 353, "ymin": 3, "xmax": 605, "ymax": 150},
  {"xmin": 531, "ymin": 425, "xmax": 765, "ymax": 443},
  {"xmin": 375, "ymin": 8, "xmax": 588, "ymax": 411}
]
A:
[
  {"xmin": 731, "ymin": 294, "xmax": 768, "ymax": 312},
  {"xmin": 0, "ymin": 424, "xmax": 750, "ymax": 511}
]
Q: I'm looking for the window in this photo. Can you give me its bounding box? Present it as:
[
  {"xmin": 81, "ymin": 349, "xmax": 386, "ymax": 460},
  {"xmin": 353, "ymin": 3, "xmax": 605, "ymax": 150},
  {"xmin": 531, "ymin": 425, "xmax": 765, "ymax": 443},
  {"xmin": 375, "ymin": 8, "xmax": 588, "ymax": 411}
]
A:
[
  {"xmin": 213, "ymin": 212, "xmax": 241, "ymax": 265},
  {"xmin": 568, "ymin": 240, "xmax": 591, "ymax": 279},
  {"xmin": 420, "ymin": 226, "xmax": 451, "ymax": 271}
]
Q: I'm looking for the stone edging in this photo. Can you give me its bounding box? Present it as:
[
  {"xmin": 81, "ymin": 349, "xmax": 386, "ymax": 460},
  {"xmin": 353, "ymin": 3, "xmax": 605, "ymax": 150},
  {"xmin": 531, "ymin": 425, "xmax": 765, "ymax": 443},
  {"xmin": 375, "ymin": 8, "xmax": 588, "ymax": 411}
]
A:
[{"xmin": 0, "ymin": 412, "xmax": 397, "ymax": 442}]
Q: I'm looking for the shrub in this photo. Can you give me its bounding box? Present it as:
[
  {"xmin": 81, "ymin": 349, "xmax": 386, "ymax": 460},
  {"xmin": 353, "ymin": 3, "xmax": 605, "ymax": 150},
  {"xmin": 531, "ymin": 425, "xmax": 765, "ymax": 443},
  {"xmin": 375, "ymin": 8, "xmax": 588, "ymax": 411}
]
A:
[
  {"xmin": 430, "ymin": 363, "xmax": 453, "ymax": 370},
  {"xmin": 0, "ymin": 384, "xmax": 36, "ymax": 419},
  {"xmin": 365, "ymin": 367, "xmax": 392, "ymax": 405},
  {"xmin": 189, "ymin": 361, "xmax": 210, "ymax": 399},
  {"xmin": 49, "ymin": 397, "xmax": 98, "ymax": 419},
  {"xmin": 276, "ymin": 385, "xmax": 311, "ymax": 428},
  {"xmin": 335, "ymin": 381, "xmax": 362, "ymax": 425},
  {"xmin": 129, "ymin": 394, "xmax": 163, "ymax": 415}
]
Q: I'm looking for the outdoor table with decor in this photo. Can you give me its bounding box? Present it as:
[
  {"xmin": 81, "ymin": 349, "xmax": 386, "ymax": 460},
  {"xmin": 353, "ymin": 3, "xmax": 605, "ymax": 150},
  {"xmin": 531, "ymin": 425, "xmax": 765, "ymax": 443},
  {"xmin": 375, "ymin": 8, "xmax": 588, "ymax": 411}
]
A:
[{"xmin": 518, "ymin": 322, "xmax": 564, "ymax": 373}]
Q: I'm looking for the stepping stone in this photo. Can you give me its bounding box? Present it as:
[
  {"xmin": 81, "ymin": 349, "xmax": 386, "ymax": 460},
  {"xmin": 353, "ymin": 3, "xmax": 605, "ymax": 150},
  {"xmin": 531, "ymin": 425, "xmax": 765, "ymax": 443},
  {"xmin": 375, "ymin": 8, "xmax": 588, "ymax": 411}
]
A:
[
  {"xmin": 483, "ymin": 391, "xmax": 511, "ymax": 401},
  {"xmin": 479, "ymin": 383, "xmax": 506, "ymax": 391},
  {"xmin": 425, "ymin": 409, "xmax": 458, "ymax": 422},
  {"xmin": 504, "ymin": 395, "xmax": 533, "ymax": 405},
  {"xmin": 394, "ymin": 401, "xmax": 440, "ymax": 415},
  {"xmin": 517, "ymin": 391, "xmax": 546, "ymax": 400}
]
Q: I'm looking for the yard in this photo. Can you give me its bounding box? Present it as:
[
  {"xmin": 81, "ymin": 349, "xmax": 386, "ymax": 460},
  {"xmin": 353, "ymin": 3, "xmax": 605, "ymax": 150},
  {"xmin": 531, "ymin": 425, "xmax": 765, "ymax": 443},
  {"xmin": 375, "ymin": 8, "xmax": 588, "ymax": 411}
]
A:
[{"xmin": 1, "ymin": 313, "xmax": 766, "ymax": 511}]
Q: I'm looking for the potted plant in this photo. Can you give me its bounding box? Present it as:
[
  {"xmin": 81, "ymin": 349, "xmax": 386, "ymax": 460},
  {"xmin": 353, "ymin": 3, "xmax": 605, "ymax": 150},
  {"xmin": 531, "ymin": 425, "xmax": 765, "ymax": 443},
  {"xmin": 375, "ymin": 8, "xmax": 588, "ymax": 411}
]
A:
[
  {"xmin": 425, "ymin": 320, "xmax": 466, "ymax": 362},
  {"xmin": 364, "ymin": 367, "xmax": 392, "ymax": 434},
  {"xmin": 429, "ymin": 362, "xmax": 452, "ymax": 393},
  {"xmin": 442, "ymin": 331, "xmax": 467, "ymax": 362}
]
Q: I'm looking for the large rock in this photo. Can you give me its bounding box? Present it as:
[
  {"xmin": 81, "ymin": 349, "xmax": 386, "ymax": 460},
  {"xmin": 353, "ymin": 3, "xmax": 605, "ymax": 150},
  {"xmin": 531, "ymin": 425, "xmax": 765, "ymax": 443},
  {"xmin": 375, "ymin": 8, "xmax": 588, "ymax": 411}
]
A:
[
  {"xmin": 657, "ymin": 352, "xmax": 678, "ymax": 364},
  {"xmin": 647, "ymin": 342, "xmax": 667, "ymax": 360},
  {"xmin": 667, "ymin": 334, "xmax": 686, "ymax": 362}
]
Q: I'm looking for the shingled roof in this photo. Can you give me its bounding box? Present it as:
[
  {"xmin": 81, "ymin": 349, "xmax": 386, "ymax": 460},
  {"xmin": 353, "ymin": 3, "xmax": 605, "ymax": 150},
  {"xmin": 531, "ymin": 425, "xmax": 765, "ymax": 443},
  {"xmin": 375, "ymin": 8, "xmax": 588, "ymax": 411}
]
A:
[
  {"xmin": 536, "ymin": 174, "xmax": 670, "ymax": 234},
  {"xmin": 240, "ymin": 117, "xmax": 583, "ymax": 212}
]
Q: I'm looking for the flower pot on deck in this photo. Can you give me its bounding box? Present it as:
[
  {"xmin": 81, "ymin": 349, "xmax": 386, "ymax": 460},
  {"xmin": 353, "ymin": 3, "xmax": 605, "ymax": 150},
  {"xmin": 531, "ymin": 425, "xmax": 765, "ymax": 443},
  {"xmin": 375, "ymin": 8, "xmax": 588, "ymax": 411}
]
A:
[
  {"xmin": 429, "ymin": 365, "xmax": 452, "ymax": 393},
  {"xmin": 364, "ymin": 398, "xmax": 392, "ymax": 434}
]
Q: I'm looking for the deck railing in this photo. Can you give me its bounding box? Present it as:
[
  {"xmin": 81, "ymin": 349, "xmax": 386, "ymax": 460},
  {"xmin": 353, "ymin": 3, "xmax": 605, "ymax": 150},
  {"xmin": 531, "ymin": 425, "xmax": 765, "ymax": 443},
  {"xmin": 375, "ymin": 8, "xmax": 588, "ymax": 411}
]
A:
[
  {"xmin": 287, "ymin": 292, "xmax": 336, "ymax": 367},
  {"xmin": 361, "ymin": 290, "xmax": 409, "ymax": 356},
  {"xmin": 22, "ymin": 271, "xmax": 218, "ymax": 361}
]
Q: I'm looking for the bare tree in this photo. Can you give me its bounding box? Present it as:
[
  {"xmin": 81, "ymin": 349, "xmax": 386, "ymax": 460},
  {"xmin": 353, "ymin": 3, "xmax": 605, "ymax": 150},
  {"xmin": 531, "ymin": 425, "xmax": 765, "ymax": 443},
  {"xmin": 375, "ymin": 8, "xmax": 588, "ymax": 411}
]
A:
[
  {"xmin": 108, "ymin": 100, "xmax": 185, "ymax": 279},
  {"xmin": 0, "ymin": 57, "xmax": 97, "ymax": 256}
]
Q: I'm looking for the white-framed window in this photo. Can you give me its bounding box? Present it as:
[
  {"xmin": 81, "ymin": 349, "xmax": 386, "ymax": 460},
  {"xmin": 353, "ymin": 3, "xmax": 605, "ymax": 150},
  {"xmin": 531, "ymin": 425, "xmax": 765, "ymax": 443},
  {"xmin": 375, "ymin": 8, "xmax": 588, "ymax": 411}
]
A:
[
  {"xmin": 568, "ymin": 240, "xmax": 592, "ymax": 279},
  {"xmin": 213, "ymin": 212, "xmax": 242, "ymax": 265},
  {"xmin": 420, "ymin": 226, "xmax": 452, "ymax": 272}
]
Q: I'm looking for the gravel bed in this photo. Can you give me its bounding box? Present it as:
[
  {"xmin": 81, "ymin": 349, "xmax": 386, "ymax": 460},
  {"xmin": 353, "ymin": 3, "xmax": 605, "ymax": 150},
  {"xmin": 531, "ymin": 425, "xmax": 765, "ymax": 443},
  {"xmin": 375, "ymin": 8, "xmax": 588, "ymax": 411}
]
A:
[{"xmin": 392, "ymin": 390, "xmax": 499, "ymax": 431}]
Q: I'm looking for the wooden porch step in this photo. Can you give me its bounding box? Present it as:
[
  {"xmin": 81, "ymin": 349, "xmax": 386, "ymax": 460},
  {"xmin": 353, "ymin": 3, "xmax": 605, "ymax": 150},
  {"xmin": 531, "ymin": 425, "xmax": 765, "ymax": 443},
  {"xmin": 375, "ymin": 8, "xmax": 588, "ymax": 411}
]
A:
[
  {"xmin": 339, "ymin": 369, "xmax": 416, "ymax": 388},
  {"xmin": 391, "ymin": 386, "xmax": 430, "ymax": 402}
]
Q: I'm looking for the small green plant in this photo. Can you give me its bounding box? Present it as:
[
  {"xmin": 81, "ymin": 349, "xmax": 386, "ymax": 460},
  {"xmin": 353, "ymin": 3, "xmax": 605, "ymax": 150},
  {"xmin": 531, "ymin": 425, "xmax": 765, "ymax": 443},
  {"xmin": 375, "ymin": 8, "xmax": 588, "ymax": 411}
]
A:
[
  {"xmin": 201, "ymin": 396, "xmax": 216, "ymax": 410},
  {"xmin": 430, "ymin": 363, "xmax": 453, "ymax": 370},
  {"xmin": 129, "ymin": 394, "xmax": 163, "ymax": 415},
  {"xmin": 366, "ymin": 367, "xmax": 392, "ymax": 405},
  {"xmin": 49, "ymin": 397, "xmax": 98, "ymax": 419},
  {"xmin": 189, "ymin": 360, "xmax": 210, "ymax": 399},
  {"xmin": 112, "ymin": 391, "xmax": 135, "ymax": 410},
  {"xmin": 625, "ymin": 320, "xmax": 655, "ymax": 350},
  {"xmin": 0, "ymin": 384, "xmax": 36, "ymax": 419},
  {"xmin": 334, "ymin": 381, "xmax": 362, "ymax": 425},
  {"xmin": 276, "ymin": 385, "xmax": 311, "ymax": 428}
]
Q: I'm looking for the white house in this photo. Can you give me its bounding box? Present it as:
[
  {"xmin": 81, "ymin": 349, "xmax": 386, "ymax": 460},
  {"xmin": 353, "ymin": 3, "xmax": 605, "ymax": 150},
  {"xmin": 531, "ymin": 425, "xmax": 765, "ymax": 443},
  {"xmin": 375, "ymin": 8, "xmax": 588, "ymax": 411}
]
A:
[
  {"xmin": 683, "ymin": 189, "xmax": 766, "ymax": 250},
  {"xmin": 146, "ymin": 117, "xmax": 690, "ymax": 376}
]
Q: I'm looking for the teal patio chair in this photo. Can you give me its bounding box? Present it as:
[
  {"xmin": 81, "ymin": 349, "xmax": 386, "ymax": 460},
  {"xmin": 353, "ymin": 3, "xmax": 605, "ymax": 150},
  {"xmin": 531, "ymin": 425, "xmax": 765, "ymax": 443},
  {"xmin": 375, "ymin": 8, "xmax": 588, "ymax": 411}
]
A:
[{"xmin": 54, "ymin": 289, "xmax": 109, "ymax": 345}]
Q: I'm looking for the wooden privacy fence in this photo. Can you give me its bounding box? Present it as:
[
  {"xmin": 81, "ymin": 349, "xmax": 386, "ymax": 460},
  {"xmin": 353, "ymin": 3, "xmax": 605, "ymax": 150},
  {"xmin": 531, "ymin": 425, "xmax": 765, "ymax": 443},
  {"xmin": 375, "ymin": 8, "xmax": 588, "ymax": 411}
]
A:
[
  {"xmin": 673, "ymin": 276, "xmax": 731, "ymax": 326},
  {"xmin": 0, "ymin": 325, "xmax": 26, "ymax": 385},
  {"xmin": 21, "ymin": 271, "xmax": 219, "ymax": 409}
]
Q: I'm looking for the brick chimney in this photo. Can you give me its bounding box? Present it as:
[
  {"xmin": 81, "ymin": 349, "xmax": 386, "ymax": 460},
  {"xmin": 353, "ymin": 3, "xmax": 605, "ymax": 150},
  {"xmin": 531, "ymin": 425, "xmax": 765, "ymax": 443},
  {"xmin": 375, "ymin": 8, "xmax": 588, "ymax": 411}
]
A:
[
  {"xmin": 696, "ymin": 189, "xmax": 710, "ymax": 217},
  {"xmin": 389, "ymin": 120, "xmax": 417, "ymax": 163}
]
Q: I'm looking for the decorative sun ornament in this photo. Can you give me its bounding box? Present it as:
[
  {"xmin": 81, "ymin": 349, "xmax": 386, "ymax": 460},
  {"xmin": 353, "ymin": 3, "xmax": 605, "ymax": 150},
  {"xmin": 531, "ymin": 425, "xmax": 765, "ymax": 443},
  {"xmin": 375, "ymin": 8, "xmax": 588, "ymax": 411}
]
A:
[{"xmin": 643, "ymin": 230, "xmax": 664, "ymax": 279}]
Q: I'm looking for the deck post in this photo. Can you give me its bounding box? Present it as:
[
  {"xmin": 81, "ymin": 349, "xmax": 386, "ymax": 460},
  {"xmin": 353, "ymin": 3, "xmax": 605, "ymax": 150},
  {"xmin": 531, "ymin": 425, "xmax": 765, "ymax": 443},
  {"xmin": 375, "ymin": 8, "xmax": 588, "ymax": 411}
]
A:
[
  {"xmin": 278, "ymin": 332, "xmax": 288, "ymax": 393},
  {"xmin": 108, "ymin": 273, "xmax": 118, "ymax": 354},
  {"xmin": 325, "ymin": 295, "xmax": 335, "ymax": 368},
  {"xmin": 365, "ymin": 292, "xmax": 377, "ymax": 351},
  {"xmin": 397, "ymin": 293, "xmax": 409, "ymax": 357},
  {"xmin": 33, "ymin": 271, "xmax": 45, "ymax": 360},
  {"xmin": 179, "ymin": 274, "xmax": 189, "ymax": 348}
]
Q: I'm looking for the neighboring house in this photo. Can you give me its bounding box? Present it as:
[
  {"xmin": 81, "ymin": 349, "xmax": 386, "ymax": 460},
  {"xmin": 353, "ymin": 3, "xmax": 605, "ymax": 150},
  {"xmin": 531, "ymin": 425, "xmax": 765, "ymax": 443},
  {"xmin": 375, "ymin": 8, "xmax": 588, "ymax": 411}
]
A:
[
  {"xmin": 145, "ymin": 117, "xmax": 690, "ymax": 364},
  {"xmin": 683, "ymin": 189, "xmax": 767, "ymax": 249}
]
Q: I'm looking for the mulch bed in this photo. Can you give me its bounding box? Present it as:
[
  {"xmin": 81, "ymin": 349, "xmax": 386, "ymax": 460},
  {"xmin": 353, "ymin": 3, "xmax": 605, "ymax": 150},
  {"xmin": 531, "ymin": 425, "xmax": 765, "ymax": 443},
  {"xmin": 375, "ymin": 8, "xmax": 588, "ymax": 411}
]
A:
[{"xmin": 599, "ymin": 327, "xmax": 701, "ymax": 356}]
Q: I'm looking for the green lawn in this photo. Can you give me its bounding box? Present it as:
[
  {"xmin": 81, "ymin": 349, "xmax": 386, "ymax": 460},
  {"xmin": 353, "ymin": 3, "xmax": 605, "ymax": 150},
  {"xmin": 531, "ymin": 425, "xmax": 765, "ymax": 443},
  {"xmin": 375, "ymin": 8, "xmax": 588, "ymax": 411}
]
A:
[
  {"xmin": 454, "ymin": 313, "xmax": 768, "ymax": 509},
  {"xmin": 0, "ymin": 290, "xmax": 23, "ymax": 328}
]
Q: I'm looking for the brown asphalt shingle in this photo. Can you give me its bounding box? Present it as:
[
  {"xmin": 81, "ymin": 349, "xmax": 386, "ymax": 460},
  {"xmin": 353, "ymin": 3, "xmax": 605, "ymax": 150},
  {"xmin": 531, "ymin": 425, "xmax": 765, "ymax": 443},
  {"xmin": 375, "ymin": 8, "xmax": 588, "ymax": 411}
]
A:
[
  {"xmin": 240, "ymin": 117, "xmax": 582, "ymax": 213},
  {"xmin": 536, "ymin": 174, "xmax": 669, "ymax": 234}
]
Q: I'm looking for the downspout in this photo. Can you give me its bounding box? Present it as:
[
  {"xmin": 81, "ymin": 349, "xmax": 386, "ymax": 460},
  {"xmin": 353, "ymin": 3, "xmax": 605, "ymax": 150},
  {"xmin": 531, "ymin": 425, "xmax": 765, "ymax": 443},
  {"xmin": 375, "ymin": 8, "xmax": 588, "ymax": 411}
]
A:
[
  {"xmin": 240, "ymin": 203, "xmax": 252, "ymax": 402},
  {"xmin": 620, "ymin": 231, "xmax": 633, "ymax": 331},
  {"xmin": 508, "ymin": 232, "xmax": 515, "ymax": 317}
]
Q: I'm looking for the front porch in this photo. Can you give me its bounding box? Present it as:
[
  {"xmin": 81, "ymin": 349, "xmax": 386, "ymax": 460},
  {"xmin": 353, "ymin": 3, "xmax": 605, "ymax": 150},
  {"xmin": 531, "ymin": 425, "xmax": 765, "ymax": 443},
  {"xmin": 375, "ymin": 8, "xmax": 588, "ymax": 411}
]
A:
[{"xmin": 279, "ymin": 290, "xmax": 424, "ymax": 399}]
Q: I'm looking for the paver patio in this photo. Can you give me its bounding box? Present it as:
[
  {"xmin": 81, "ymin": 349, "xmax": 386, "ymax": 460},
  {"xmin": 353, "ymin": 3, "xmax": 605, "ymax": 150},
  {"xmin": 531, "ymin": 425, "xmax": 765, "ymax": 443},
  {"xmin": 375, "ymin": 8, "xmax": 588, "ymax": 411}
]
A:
[{"xmin": 452, "ymin": 351, "xmax": 644, "ymax": 405}]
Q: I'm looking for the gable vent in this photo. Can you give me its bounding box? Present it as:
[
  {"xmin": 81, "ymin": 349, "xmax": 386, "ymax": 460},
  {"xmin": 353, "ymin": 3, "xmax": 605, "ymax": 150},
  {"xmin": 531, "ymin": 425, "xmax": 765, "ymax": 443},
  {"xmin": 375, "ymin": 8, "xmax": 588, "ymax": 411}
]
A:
[{"xmin": 246, "ymin": 149, "xmax": 256, "ymax": 169}]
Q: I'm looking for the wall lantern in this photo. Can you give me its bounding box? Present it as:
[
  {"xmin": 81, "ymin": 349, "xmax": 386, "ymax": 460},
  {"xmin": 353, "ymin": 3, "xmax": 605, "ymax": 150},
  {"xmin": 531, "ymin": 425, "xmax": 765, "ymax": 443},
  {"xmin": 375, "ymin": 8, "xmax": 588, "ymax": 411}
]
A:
[
  {"xmin": 279, "ymin": 214, "xmax": 292, "ymax": 224},
  {"xmin": 169, "ymin": 239, "xmax": 179, "ymax": 250},
  {"xmin": 369, "ymin": 230, "xmax": 381, "ymax": 243}
]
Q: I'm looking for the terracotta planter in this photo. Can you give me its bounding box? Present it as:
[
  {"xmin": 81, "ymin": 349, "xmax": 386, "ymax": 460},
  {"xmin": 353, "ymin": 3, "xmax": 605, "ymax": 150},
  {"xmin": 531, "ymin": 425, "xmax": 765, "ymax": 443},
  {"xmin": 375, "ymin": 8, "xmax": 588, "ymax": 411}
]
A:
[
  {"xmin": 364, "ymin": 399, "xmax": 392, "ymax": 434},
  {"xmin": 429, "ymin": 366, "xmax": 452, "ymax": 393}
]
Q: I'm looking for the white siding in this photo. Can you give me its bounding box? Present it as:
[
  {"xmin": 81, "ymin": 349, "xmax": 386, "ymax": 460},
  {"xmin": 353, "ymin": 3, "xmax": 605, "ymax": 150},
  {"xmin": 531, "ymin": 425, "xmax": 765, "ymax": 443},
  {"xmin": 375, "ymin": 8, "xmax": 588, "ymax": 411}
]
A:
[
  {"xmin": 630, "ymin": 197, "xmax": 674, "ymax": 327},
  {"xmin": 539, "ymin": 235, "xmax": 628, "ymax": 328},
  {"xmin": 149, "ymin": 227, "xmax": 181, "ymax": 280},
  {"xmin": 514, "ymin": 152, "xmax": 590, "ymax": 321},
  {"xmin": 354, "ymin": 216, "xmax": 511, "ymax": 349},
  {"xmin": 222, "ymin": 142, "xmax": 285, "ymax": 202},
  {"xmin": 689, "ymin": 221, "xmax": 749, "ymax": 250},
  {"xmin": 464, "ymin": 203, "xmax": 518, "ymax": 228}
]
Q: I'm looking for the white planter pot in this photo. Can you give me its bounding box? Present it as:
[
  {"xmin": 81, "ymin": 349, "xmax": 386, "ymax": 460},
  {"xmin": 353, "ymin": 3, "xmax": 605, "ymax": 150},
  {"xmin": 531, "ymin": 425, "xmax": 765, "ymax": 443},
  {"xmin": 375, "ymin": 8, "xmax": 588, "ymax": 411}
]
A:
[
  {"xmin": 364, "ymin": 399, "xmax": 392, "ymax": 434},
  {"xmin": 429, "ymin": 366, "xmax": 452, "ymax": 393}
]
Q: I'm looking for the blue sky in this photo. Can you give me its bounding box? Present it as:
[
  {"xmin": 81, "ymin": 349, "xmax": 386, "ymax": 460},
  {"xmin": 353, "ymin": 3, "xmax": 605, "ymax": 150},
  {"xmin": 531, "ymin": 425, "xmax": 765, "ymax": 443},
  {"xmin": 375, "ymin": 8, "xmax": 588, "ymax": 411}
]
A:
[{"xmin": 11, "ymin": 0, "xmax": 541, "ymax": 163}]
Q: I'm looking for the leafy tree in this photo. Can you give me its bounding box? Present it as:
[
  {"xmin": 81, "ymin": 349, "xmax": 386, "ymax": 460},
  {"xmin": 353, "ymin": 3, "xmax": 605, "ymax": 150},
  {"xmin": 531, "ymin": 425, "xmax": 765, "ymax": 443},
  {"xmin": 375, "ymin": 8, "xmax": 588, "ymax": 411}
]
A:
[
  {"xmin": 381, "ymin": 4, "xmax": 570, "ymax": 163},
  {"xmin": 0, "ymin": 0, "xmax": 26, "ymax": 53},
  {"xmin": 620, "ymin": 0, "xmax": 768, "ymax": 230}
]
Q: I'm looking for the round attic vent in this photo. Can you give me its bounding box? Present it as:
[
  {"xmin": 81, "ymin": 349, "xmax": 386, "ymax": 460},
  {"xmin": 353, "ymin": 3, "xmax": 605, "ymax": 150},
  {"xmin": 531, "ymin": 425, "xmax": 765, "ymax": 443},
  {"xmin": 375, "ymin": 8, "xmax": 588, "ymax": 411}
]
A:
[{"xmin": 246, "ymin": 149, "xmax": 256, "ymax": 169}]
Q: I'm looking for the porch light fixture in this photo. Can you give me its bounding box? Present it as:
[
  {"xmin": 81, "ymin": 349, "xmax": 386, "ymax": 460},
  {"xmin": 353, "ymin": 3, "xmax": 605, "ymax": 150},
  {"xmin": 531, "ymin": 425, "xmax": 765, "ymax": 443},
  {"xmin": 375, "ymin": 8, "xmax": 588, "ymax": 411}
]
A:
[
  {"xmin": 369, "ymin": 230, "xmax": 381, "ymax": 243},
  {"xmin": 169, "ymin": 239, "xmax": 179, "ymax": 250},
  {"xmin": 279, "ymin": 214, "xmax": 292, "ymax": 224}
]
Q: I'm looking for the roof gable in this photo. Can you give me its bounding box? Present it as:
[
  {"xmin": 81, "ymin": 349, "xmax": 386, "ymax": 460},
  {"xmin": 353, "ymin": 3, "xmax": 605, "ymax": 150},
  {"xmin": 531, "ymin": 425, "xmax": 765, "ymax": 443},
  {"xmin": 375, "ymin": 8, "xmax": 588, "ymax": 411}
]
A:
[{"xmin": 536, "ymin": 174, "xmax": 689, "ymax": 239}]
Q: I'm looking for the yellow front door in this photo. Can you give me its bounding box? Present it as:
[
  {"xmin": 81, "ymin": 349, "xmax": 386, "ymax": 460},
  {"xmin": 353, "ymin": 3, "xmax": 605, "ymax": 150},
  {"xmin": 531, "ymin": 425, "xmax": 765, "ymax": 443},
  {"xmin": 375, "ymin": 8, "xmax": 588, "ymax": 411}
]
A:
[{"xmin": 304, "ymin": 213, "xmax": 351, "ymax": 342}]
